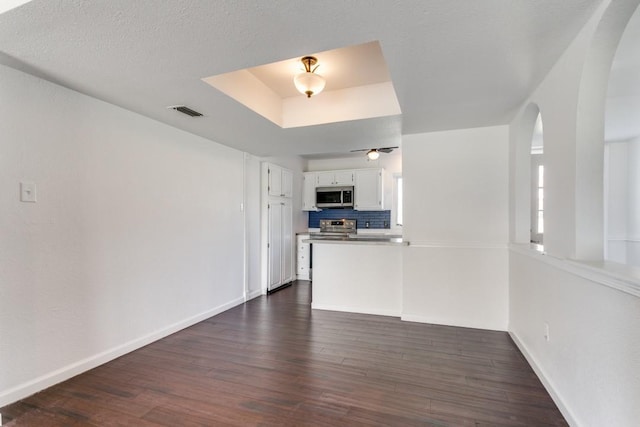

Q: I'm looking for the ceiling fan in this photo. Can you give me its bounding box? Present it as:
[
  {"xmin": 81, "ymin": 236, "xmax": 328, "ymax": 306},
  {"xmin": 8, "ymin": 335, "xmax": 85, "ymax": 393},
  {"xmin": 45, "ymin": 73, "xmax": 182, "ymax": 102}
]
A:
[{"xmin": 351, "ymin": 146, "xmax": 398, "ymax": 160}]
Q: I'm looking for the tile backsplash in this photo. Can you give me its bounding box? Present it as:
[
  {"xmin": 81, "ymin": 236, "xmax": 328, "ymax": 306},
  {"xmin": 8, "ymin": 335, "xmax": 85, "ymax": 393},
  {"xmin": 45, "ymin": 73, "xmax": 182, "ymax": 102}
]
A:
[{"xmin": 308, "ymin": 209, "xmax": 391, "ymax": 229}]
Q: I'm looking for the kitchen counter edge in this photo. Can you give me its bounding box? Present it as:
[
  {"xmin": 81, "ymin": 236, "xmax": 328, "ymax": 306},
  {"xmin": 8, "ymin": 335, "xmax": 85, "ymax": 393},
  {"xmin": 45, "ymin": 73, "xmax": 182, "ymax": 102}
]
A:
[{"xmin": 303, "ymin": 237, "xmax": 409, "ymax": 246}]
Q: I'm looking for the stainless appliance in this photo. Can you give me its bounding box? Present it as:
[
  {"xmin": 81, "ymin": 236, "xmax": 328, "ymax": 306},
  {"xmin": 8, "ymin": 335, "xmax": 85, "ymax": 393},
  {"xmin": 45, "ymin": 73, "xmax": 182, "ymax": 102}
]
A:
[
  {"xmin": 316, "ymin": 186, "xmax": 354, "ymax": 209},
  {"xmin": 310, "ymin": 219, "xmax": 357, "ymax": 239}
]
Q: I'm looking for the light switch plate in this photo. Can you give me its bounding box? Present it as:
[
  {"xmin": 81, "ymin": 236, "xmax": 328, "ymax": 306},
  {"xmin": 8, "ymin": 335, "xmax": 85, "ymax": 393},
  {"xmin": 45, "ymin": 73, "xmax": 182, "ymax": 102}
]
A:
[{"xmin": 20, "ymin": 182, "xmax": 37, "ymax": 202}]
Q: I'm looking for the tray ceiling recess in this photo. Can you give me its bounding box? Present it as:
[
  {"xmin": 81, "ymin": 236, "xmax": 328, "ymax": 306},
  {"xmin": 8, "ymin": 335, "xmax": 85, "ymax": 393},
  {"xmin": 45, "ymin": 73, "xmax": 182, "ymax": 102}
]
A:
[{"xmin": 202, "ymin": 41, "xmax": 401, "ymax": 129}]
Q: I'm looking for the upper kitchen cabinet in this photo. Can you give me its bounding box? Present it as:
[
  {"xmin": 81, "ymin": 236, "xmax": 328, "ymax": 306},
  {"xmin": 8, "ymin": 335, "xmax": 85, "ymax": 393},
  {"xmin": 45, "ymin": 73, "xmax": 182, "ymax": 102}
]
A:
[
  {"xmin": 302, "ymin": 172, "xmax": 319, "ymax": 211},
  {"xmin": 268, "ymin": 164, "xmax": 292, "ymax": 198},
  {"xmin": 354, "ymin": 168, "xmax": 390, "ymax": 211},
  {"xmin": 316, "ymin": 170, "xmax": 354, "ymax": 187}
]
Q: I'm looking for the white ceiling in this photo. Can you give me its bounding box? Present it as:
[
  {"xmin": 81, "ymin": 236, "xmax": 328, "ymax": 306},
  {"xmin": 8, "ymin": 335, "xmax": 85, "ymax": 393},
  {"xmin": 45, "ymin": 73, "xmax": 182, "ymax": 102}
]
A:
[{"xmin": 0, "ymin": 0, "xmax": 603, "ymax": 157}]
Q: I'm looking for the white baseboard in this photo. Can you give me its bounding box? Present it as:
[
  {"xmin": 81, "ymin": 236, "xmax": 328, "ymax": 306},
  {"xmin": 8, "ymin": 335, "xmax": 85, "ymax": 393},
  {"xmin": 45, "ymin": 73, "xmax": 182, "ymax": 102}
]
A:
[
  {"xmin": 0, "ymin": 296, "xmax": 245, "ymax": 408},
  {"xmin": 311, "ymin": 303, "xmax": 400, "ymax": 318},
  {"xmin": 245, "ymin": 289, "xmax": 263, "ymax": 301},
  {"xmin": 509, "ymin": 331, "xmax": 579, "ymax": 427},
  {"xmin": 401, "ymin": 314, "xmax": 506, "ymax": 332}
]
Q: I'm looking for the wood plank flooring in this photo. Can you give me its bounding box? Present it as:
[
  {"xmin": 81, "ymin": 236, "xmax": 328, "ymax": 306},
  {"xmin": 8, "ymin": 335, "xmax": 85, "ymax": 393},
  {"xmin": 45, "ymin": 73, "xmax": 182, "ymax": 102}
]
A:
[{"xmin": 1, "ymin": 282, "xmax": 567, "ymax": 426}]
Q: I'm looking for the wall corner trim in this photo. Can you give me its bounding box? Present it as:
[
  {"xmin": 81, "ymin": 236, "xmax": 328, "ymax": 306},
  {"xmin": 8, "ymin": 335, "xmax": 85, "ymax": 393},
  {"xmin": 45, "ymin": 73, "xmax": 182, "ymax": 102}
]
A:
[{"xmin": 245, "ymin": 289, "xmax": 263, "ymax": 301}]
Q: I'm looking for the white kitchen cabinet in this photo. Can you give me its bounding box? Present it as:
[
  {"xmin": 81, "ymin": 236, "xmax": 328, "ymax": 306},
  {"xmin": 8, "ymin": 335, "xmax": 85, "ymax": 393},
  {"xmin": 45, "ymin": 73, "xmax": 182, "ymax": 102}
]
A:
[
  {"xmin": 296, "ymin": 234, "xmax": 311, "ymax": 280},
  {"xmin": 268, "ymin": 199, "xmax": 293, "ymax": 291},
  {"xmin": 268, "ymin": 164, "xmax": 292, "ymax": 198},
  {"xmin": 316, "ymin": 170, "xmax": 354, "ymax": 187},
  {"xmin": 302, "ymin": 172, "xmax": 318, "ymax": 211},
  {"xmin": 354, "ymin": 168, "xmax": 389, "ymax": 211}
]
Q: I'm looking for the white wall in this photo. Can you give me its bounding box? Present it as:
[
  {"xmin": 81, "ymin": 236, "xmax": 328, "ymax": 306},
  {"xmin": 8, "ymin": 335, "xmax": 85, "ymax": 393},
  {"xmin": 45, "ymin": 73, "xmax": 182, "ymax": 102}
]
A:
[
  {"xmin": 402, "ymin": 126, "xmax": 509, "ymax": 331},
  {"xmin": 508, "ymin": 0, "xmax": 640, "ymax": 425},
  {"xmin": 0, "ymin": 63, "xmax": 251, "ymax": 406},
  {"xmin": 510, "ymin": 250, "xmax": 640, "ymax": 427},
  {"xmin": 605, "ymin": 138, "xmax": 640, "ymax": 267},
  {"xmin": 306, "ymin": 152, "xmax": 402, "ymax": 177}
]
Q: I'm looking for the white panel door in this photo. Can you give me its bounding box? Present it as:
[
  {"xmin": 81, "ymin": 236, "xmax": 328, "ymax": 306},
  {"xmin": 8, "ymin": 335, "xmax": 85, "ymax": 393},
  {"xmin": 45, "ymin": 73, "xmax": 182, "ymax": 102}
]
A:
[
  {"xmin": 281, "ymin": 200, "xmax": 293, "ymax": 284},
  {"xmin": 268, "ymin": 202, "xmax": 282, "ymax": 290}
]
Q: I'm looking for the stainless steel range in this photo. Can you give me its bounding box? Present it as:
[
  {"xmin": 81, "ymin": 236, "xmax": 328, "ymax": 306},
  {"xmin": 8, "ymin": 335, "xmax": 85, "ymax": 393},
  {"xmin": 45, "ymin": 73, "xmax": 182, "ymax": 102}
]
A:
[{"xmin": 310, "ymin": 219, "xmax": 356, "ymax": 239}]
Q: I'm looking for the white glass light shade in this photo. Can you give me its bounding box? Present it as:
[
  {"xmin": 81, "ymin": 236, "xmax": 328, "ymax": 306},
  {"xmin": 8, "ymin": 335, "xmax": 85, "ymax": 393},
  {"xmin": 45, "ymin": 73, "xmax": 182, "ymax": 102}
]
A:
[
  {"xmin": 367, "ymin": 150, "xmax": 380, "ymax": 160},
  {"xmin": 294, "ymin": 72, "xmax": 326, "ymax": 98}
]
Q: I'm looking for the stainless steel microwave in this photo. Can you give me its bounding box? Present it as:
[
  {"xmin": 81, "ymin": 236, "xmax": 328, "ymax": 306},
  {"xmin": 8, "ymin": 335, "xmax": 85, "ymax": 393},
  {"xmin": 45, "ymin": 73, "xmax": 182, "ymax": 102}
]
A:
[{"xmin": 316, "ymin": 186, "xmax": 354, "ymax": 209}]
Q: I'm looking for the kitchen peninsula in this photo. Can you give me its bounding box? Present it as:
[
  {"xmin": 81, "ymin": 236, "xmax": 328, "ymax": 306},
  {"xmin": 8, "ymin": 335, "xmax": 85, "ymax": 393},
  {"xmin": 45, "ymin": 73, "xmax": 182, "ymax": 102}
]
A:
[{"xmin": 306, "ymin": 234, "xmax": 408, "ymax": 317}]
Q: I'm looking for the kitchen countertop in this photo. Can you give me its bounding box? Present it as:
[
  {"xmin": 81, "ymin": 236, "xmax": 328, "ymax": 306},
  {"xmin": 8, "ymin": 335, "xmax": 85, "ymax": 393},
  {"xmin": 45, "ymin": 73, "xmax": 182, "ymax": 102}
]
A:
[{"xmin": 304, "ymin": 234, "xmax": 408, "ymax": 246}]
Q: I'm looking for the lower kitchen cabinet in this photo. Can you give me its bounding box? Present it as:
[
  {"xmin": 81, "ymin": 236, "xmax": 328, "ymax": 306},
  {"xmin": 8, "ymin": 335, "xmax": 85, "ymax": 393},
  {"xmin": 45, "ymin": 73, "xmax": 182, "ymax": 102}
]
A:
[
  {"xmin": 268, "ymin": 199, "xmax": 293, "ymax": 291},
  {"xmin": 296, "ymin": 234, "xmax": 311, "ymax": 280}
]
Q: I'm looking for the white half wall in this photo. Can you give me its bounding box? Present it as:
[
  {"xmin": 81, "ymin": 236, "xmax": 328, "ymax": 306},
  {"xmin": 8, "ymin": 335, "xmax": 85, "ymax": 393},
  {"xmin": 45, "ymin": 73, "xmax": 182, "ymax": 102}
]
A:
[
  {"xmin": 0, "ymin": 63, "xmax": 249, "ymax": 406},
  {"xmin": 311, "ymin": 243, "xmax": 402, "ymax": 317},
  {"xmin": 510, "ymin": 250, "xmax": 640, "ymax": 427},
  {"xmin": 402, "ymin": 125, "xmax": 509, "ymax": 331}
]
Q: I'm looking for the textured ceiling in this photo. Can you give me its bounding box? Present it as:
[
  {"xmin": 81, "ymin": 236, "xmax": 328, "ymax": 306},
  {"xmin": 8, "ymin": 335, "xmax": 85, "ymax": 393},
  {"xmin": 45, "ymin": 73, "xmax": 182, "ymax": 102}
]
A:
[{"xmin": 0, "ymin": 0, "xmax": 603, "ymax": 157}]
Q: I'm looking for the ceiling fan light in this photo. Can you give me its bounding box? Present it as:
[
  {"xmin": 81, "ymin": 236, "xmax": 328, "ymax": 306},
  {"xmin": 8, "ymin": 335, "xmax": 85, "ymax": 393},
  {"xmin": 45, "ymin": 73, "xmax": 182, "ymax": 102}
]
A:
[
  {"xmin": 367, "ymin": 149, "xmax": 380, "ymax": 160},
  {"xmin": 294, "ymin": 71, "xmax": 326, "ymax": 98}
]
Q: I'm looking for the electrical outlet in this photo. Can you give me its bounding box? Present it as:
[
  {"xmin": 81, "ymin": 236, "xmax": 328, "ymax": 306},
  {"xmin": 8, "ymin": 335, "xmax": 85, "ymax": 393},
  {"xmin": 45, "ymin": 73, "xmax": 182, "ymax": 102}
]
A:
[{"xmin": 544, "ymin": 322, "xmax": 550, "ymax": 342}]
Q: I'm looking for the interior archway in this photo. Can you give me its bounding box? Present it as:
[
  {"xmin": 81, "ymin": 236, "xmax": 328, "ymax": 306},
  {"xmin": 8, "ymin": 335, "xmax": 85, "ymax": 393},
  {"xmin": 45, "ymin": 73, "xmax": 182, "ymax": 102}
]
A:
[
  {"xmin": 604, "ymin": 3, "xmax": 640, "ymax": 266},
  {"xmin": 530, "ymin": 113, "xmax": 544, "ymax": 247},
  {"xmin": 510, "ymin": 103, "xmax": 540, "ymax": 245}
]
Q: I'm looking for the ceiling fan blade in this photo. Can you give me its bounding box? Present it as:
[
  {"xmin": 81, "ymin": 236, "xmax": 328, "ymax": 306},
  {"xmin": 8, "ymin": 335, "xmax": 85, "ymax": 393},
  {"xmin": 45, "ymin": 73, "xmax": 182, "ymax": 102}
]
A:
[
  {"xmin": 378, "ymin": 146, "xmax": 398, "ymax": 153},
  {"xmin": 350, "ymin": 148, "xmax": 371, "ymax": 152}
]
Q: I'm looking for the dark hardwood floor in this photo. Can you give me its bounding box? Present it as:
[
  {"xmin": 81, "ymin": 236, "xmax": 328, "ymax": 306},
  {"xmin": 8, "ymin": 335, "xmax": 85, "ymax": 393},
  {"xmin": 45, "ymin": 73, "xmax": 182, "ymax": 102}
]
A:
[{"xmin": 1, "ymin": 282, "xmax": 567, "ymax": 426}]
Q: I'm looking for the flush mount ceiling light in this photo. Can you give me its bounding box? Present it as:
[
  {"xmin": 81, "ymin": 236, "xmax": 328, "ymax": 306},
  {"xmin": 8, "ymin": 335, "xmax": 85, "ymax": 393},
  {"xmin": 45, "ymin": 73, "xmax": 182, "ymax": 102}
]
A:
[{"xmin": 293, "ymin": 56, "xmax": 326, "ymax": 98}]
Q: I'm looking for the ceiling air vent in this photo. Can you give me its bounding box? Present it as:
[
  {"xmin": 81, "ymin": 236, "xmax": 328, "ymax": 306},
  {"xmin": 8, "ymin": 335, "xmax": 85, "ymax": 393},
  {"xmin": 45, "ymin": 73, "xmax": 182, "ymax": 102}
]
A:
[{"xmin": 168, "ymin": 105, "xmax": 203, "ymax": 117}]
